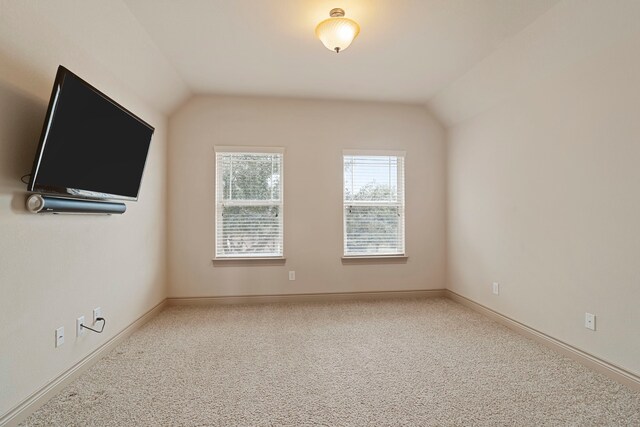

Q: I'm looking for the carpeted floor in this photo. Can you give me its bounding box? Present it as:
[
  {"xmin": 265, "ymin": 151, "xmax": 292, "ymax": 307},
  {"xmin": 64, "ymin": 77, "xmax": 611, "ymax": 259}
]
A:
[{"xmin": 23, "ymin": 298, "xmax": 640, "ymax": 426}]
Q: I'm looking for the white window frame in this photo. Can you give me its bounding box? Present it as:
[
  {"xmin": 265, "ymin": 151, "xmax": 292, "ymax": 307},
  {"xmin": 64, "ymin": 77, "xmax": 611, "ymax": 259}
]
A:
[
  {"xmin": 214, "ymin": 146, "xmax": 285, "ymax": 259},
  {"xmin": 342, "ymin": 149, "xmax": 406, "ymax": 258}
]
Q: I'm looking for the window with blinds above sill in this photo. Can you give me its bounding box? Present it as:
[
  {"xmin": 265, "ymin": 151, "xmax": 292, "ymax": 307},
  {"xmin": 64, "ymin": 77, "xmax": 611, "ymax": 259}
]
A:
[
  {"xmin": 343, "ymin": 150, "xmax": 405, "ymax": 257},
  {"xmin": 215, "ymin": 147, "xmax": 284, "ymax": 258}
]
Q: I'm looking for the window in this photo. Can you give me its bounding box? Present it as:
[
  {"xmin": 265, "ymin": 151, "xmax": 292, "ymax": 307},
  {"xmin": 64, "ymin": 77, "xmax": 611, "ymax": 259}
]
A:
[
  {"xmin": 343, "ymin": 151, "xmax": 405, "ymax": 257},
  {"xmin": 215, "ymin": 147, "xmax": 284, "ymax": 258}
]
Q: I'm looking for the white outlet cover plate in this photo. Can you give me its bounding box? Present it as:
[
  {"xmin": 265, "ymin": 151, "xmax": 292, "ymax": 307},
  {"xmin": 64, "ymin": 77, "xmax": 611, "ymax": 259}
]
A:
[
  {"xmin": 585, "ymin": 312, "xmax": 596, "ymax": 331},
  {"xmin": 77, "ymin": 316, "xmax": 85, "ymax": 337},
  {"xmin": 55, "ymin": 326, "xmax": 65, "ymax": 348},
  {"xmin": 492, "ymin": 282, "xmax": 500, "ymax": 295},
  {"xmin": 93, "ymin": 307, "xmax": 102, "ymax": 324},
  {"xmin": 289, "ymin": 271, "xmax": 295, "ymax": 281}
]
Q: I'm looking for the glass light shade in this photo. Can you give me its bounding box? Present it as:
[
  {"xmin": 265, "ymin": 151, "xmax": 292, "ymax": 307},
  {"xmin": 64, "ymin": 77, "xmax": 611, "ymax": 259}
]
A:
[{"xmin": 315, "ymin": 17, "xmax": 360, "ymax": 53}]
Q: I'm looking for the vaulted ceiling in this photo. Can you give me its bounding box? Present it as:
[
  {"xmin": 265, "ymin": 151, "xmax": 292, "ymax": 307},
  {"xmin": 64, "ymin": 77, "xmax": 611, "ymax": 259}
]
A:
[
  {"xmin": 123, "ymin": 0, "xmax": 558, "ymax": 111},
  {"xmin": 2, "ymin": 0, "xmax": 639, "ymax": 125}
]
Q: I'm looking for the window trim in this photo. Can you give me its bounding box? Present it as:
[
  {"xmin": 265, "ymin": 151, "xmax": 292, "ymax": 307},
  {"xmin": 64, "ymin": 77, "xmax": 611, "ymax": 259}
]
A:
[
  {"xmin": 213, "ymin": 146, "xmax": 285, "ymax": 260},
  {"xmin": 342, "ymin": 149, "xmax": 406, "ymax": 258},
  {"xmin": 341, "ymin": 255, "xmax": 408, "ymax": 264}
]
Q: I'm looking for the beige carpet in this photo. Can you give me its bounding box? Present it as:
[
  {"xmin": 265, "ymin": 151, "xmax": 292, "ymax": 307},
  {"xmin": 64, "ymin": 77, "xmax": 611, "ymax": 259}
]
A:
[{"xmin": 23, "ymin": 298, "xmax": 640, "ymax": 426}]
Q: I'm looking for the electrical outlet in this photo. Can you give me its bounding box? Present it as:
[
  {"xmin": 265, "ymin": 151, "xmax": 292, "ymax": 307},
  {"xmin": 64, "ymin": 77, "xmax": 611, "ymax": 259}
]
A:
[
  {"xmin": 492, "ymin": 282, "xmax": 500, "ymax": 295},
  {"xmin": 77, "ymin": 316, "xmax": 85, "ymax": 337},
  {"xmin": 93, "ymin": 307, "xmax": 102, "ymax": 324},
  {"xmin": 288, "ymin": 271, "xmax": 295, "ymax": 281},
  {"xmin": 55, "ymin": 327, "xmax": 65, "ymax": 348},
  {"xmin": 585, "ymin": 312, "xmax": 596, "ymax": 331}
]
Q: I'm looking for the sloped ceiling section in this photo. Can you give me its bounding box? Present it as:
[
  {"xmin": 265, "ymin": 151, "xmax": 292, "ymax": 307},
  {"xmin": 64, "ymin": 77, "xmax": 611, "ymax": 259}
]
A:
[
  {"xmin": 3, "ymin": 1, "xmax": 637, "ymax": 125},
  {"xmin": 123, "ymin": 0, "xmax": 558, "ymax": 108},
  {"xmin": 428, "ymin": 0, "xmax": 640, "ymax": 125},
  {"xmin": 0, "ymin": 0, "xmax": 189, "ymax": 114}
]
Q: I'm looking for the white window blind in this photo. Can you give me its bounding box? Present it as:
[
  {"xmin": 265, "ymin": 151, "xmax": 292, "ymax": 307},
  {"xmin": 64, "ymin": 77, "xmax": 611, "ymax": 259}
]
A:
[
  {"xmin": 343, "ymin": 152, "xmax": 405, "ymax": 256},
  {"xmin": 215, "ymin": 149, "xmax": 284, "ymax": 258}
]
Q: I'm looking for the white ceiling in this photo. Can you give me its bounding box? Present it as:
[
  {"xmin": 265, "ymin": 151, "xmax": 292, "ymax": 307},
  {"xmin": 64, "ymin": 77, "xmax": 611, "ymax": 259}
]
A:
[
  {"xmin": 123, "ymin": 0, "xmax": 560, "ymax": 117},
  {"xmin": 4, "ymin": 1, "xmax": 637, "ymax": 125}
]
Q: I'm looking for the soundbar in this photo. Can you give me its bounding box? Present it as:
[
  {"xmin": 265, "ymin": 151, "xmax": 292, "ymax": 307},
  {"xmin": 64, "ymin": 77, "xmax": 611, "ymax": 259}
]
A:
[{"xmin": 26, "ymin": 194, "xmax": 126, "ymax": 215}]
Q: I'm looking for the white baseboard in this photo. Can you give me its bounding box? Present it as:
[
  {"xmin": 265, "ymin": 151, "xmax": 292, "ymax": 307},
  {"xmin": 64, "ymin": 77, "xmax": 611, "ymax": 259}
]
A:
[
  {"xmin": 0, "ymin": 299, "xmax": 168, "ymax": 427},
  {"xmin": 167, "ymin": 289, "xmax": 447, "ymax": 306},
  {"xmin": 446, "ymin": 290, "xmax": 640, "ymax": 392}
]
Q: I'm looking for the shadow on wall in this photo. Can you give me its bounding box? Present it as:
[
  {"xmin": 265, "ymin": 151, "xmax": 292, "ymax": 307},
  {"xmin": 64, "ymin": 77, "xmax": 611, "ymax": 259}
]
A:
[{"xmin": 0, "ymin": 81, "xmax": 46, "ymax": 214}]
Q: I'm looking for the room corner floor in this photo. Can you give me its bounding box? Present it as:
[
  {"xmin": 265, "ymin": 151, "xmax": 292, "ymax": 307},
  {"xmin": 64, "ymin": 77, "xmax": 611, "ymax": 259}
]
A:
[{"xmin": 22, "ymin": 298, "xmax": 640, "ymax": 426}]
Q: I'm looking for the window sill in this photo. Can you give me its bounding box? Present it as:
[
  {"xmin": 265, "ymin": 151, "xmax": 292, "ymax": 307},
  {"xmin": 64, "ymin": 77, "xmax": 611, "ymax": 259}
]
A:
[
  {"xmin": 212, "ymin": 257, "xmax": 287, "ymax": 267},
  {"xmin": 341, "ymin": 255, "xmax": 408, "ymax": 265}
]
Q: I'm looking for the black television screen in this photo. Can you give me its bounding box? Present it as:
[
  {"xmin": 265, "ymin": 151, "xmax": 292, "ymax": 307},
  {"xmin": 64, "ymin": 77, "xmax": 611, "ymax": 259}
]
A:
[{"xmin": 27, "ymin": 66, "xmax": 154, "ymax": 201}]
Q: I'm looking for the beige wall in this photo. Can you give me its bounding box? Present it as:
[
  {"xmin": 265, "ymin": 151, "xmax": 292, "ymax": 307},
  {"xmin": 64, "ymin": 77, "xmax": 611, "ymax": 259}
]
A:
[
  {"xmin": 168, "ymin": 96, "xmax": 446, "ymax": 297},
  {"xmin": 447, "ymin": 33, "xmax": 640, "ymax": 375},
  {"xmin": 0, "ymin": 5, "xmax": 168, "ymax": 419}
]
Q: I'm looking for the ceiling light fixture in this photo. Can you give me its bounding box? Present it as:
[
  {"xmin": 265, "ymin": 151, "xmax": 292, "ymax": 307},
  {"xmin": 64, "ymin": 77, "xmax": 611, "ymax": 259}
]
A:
[{"xmin": 315, "ymin": 8, "xmax": 360, "ymax": 53}]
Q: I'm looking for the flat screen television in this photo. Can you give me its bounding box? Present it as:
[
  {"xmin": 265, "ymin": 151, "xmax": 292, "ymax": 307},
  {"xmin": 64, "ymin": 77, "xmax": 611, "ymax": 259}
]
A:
[{"xmin": 27, "ymin": 66, "xmax": 154, "ymax": 201}]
